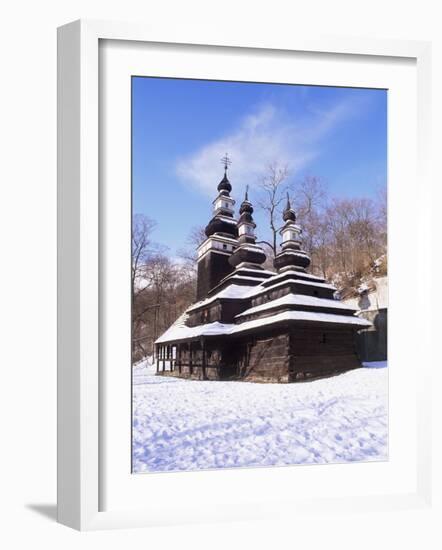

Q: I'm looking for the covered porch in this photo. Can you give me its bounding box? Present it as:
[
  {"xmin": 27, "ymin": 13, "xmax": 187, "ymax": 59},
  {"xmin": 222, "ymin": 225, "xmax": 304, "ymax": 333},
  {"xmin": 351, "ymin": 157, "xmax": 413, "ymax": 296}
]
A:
[{"xmin": 155, "ymin": 338, "xmax": 227, "ymax": 380}]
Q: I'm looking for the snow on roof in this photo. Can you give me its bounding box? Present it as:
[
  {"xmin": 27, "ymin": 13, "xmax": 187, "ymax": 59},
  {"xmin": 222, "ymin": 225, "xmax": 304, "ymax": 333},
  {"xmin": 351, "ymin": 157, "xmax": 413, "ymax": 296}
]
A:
[
  {"xmin": 233, "ymin": 310, "xmax": 371, "ymax": 333},
  {"xmin": 155, "ymin": 320, "xmax": 232, "ymax": 344},
  {"xmin": 233, "ymin": 265, "xmax": 275, "ymax": 276},
  {"xmin": 276, "ymin": 250, "xmax": 310, "ymax": 258},
  {"xmin": 208, "ymin": 275, "xmax": 267, "ymax": 293},
  {"xmin": 263, "ymin": 269, "xmax": 325, "ymax": 284},
  {"xmin": 226, "ymin": 274, "xmax": 267, "ymax": 282},
  {"xmin": 186, "ymin": 283, "xmax": 256, "ymax": 312},
  {"xmin": 235, "ymin": 245, "xmax": 266, "ymax": 254},
  {"xmin": 187, "ymin": 274, "xmax": 336, "ymax": 314},
  {"xmin": 155, "ymin": 311, "xmax": 190, "ymax": 343},
  {"xmin": 245, "ymin": 277, "xmax": 336, "ymax": 299},
  {"xmin": 216, "ymin": 266, "xmax": 274, "ymax": 287},
  {"xmin": 216, "ymin": 215, "xmax": 237, "ymax": 224},
  {"xmin": 236, "ymin": 293, "xmax": 357, "ymax": 318},
  {"xmin": 155, "ymin": 309, "xmax": 370, "ymax": 344}
]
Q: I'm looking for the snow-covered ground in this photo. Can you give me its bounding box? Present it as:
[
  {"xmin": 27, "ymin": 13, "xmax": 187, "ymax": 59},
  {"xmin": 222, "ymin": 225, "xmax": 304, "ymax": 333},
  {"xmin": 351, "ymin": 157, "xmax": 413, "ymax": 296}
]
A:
[{"xmin": 132, "ymin": 359, "xmax": 388, "ymax": 473}]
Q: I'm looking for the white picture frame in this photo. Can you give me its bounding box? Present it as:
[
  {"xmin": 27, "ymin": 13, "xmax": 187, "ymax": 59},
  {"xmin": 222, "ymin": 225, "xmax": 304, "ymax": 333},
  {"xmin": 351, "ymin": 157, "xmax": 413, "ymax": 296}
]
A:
[{"xmin": 57, "ymin": 19, "xmax": 434, "ymax": 531}]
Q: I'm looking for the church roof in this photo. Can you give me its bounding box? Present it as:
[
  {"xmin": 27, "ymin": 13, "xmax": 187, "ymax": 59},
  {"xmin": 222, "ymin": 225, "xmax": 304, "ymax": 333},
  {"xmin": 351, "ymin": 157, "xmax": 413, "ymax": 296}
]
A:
[
  {"xmin": 186, "ymin": 282, "xmax": 256, "ymax": 312},
  {"xmin": 155, "ymin": 309, "xmax": 370, "ymax": 344},
  {"xmin": 186, "ymin": 267, "xmax": 337, "ymax": 313},
  {"xmin": 260, "ymin": 268, "xmax": 325, "ymax": 285},
  {"xmin": 235, "ymin": 292, "xmax": 357, "ymax": 319},
  {"xmin": 155, "ymin": 265, "xmax": 370, "ymax": 345}
]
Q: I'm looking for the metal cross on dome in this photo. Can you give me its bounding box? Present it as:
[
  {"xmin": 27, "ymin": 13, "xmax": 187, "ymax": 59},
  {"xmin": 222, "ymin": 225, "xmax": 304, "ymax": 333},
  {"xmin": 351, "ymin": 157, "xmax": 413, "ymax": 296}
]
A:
[{"xmin": 221, "ymin": 153, "xmax": 232, "ymax": 172}]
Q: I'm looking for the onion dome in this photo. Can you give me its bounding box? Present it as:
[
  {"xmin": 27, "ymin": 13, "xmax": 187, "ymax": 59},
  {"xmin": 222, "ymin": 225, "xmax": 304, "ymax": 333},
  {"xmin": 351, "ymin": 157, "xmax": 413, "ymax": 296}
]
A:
[
  {"xmin": 217, "ymin": 172, "xmax": 232, "ymax": 195},
  {"xmin": 204, "ymin": 163, "xmax": 238, "ymax": 238},
  {"xmin": 205, "ymin": 216, "xmax": 238, "ymax": 238},
  {"xmin": 237, "ymin": 187, "xmax": 254, "ymax": 226}
]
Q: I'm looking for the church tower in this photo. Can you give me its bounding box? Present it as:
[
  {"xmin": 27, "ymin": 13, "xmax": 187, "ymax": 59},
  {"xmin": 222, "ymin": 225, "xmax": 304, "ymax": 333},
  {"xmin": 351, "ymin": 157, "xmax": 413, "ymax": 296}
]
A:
[
  {"xmin": 273, "ymin": 194, "xmax": 311, "ymax": 272},
  {"xmin": 229, "ymin": 186, "xmax": 267, "ymax": 269},
  {"xmin": 196, "ymin": 155, "xmax": 239, "ymax": 300}
]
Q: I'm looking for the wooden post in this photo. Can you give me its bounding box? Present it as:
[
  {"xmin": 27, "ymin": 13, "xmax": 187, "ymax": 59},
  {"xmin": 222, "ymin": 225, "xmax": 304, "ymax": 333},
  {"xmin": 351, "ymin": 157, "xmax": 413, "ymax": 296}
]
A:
[
  {"xmin": 156, "ymin": 344, "xmax": 159, "ymax": 373},
  {"xmin": 189, "ymin": 342, "xmax": 193, "ymax": 376},
  {"xmin": 201, "ymin": 338, "xmax": 207, "ymax": 380},
  {"xmin": 178, "ymin": 344, "xmax": 182, "ymax": 374},
  {"xmin": 162, "ymin": 345, "xmax": 165, "ymax": 372}
]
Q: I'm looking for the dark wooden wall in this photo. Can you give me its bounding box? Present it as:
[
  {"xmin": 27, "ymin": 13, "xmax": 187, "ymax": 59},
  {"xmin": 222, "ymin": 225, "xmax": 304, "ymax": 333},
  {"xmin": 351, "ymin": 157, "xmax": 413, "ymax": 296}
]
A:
[
  {"xmin": 240, "ymin": 334, "xmax": 290, "ymax": 383},
  {"xmin": 196, "ymin": 251, "xmax": 234, "ymax": 301},
  {"xmin": 288, "ymin": 326, "xmax": 360, "ymax": 380},
  {"xmin": 157, "ymin": 324, "xmax": 361, "ymax": 383}
]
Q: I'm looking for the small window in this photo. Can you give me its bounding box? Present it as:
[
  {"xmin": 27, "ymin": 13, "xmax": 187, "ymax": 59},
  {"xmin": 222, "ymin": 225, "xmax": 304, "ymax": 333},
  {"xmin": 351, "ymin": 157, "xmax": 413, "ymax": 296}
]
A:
[
  {"xmin": 321, "ymin": 333, "xmax": 327, "ymax": 344},
  {"xmin": 223, "ymin": 243, "xmax": 227, "ymax": 250}
]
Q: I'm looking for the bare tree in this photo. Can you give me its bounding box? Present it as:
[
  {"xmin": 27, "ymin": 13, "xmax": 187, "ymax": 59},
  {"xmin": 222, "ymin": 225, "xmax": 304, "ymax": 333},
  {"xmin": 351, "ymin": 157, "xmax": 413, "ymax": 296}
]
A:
[
  {"xmin": 322, "ymin": 197, "xmax": 386, "ymax": 287},
  {"xmin": 131, "ymin": 215, "xmax": 198, "ymax": 362},
  {"xmin": 132, "ymin": 252, "xmax": 197, "ymax": 361},
  {"xmin": 256, "ymin": 163, "xmax": 290, "ymax": 257},
  {"xmin": 131, "ymin": 214, "xmax": 159, "ymax": 357},
  {"xmin": 132, "ymin": 214, "xmax": 157, "ymax": 299},
  {"xmin": 255, "ymin": 169, "xmax": 386, "ymax": 292},
  {"xmin": 292, "ymin": 175, "xmax": 328, "ymax": 263},
  {"xmin": 177, "ymin": 225, "xmax": 206, "ymax": 266},
  {"xmin": 295, "ymin": 176, "xmax": 327, "ymax": 218}
]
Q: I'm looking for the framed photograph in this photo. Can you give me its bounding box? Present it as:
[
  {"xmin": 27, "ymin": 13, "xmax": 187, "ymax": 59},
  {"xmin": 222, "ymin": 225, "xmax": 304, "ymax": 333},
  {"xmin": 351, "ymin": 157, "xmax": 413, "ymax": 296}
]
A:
[{"xmin": 57, "ymin": 20, "xmax": 434, "ymax": 530}]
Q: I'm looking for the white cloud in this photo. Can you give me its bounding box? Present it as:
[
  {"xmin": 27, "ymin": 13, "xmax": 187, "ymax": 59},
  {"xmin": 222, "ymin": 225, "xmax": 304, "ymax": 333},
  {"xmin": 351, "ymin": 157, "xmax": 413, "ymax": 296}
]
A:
[{"xmin": 176, "ymin": 98, "xmax": 357, "ymax": 197}]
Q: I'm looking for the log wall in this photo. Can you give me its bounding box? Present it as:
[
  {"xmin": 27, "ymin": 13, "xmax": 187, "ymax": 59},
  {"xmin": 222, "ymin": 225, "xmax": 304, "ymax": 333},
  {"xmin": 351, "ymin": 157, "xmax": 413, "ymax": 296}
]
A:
[
  {"xmin": 240, "ymin": 333, "xmax": 290, "ymax": 383},
  {"xmin": 156, "ymin": 324, "xmax": 361, "ymax": 383},
  {"xmin": 288, "ymin": 327, "xmax": 360, "ymax": 380}
]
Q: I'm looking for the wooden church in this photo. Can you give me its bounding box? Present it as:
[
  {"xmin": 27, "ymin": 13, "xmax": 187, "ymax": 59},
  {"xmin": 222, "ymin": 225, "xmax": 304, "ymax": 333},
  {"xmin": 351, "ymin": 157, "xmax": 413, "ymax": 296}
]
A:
[{"xmin": 155, "ymin": 161, "xmax": 370, "ymax": 382}]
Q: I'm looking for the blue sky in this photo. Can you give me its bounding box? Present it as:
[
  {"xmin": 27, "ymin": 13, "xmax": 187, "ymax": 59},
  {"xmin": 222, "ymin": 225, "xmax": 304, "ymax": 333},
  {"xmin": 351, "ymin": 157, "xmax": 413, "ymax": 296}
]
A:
[{"xmin": 132, "ymin": 77, "xmax": 387, "ymax": 256}]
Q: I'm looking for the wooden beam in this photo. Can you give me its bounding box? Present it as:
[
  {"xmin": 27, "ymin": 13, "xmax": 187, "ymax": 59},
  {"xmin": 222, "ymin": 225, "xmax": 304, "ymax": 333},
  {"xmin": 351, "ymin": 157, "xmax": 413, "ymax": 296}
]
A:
[
  {"xmin": 201, "ymin": 338, "xmax": 207, "ymax": 380},
  {"xmin": 162, "ymin": 345, "xmax": 165, "ymax": 373},
  {"xmin": 189, "ymin": 343, "xmax": 193, "ymax": 375},
  {"xmin": 156, "ymin": 344, "xmax": 159, "ymax": 373}
]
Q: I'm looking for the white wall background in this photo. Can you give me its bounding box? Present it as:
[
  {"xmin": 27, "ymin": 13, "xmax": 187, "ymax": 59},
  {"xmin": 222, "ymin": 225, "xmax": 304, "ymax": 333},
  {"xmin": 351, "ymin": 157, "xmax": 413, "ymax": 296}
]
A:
[{"xmin": 0, "ymin": 1, "xmax": 441, "ymax": 548}]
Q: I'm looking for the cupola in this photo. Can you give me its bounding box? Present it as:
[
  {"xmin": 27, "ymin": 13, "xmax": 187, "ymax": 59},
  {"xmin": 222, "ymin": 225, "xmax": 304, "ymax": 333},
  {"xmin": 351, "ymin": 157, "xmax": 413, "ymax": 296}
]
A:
[
  {"xmin": 273, "ymin": 194, "xmax": 311, "ymax": 272},
  {"xmin": 229, "ymin": 187, "xmax": 266, "ymax": 268},
  {"xmin": 204, "ymin": 155, "xmax": 237, "ymax": 238}
]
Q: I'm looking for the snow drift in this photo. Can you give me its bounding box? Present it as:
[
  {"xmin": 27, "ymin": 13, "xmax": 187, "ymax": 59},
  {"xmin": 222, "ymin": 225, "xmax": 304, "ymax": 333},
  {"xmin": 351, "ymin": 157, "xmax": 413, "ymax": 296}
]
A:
[{"xmin": 132, "ymin": 360, "xmax": 388, "ymax": 473}]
